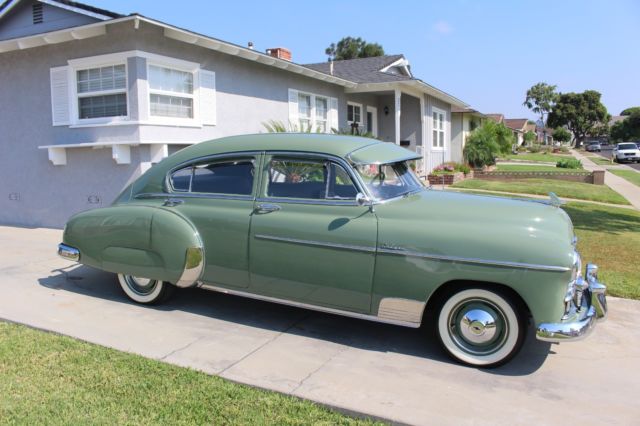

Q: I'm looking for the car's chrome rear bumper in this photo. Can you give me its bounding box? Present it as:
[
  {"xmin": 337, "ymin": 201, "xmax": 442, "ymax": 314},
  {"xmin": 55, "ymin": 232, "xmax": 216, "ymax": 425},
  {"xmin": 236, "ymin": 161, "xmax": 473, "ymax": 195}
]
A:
[
  {"xmin": 536, "ymin": 263, "xmax": 607, "ymax": 342},
  {"xmin": 58, "ymin": 243, "xmax": 80, "ymax": 261}
]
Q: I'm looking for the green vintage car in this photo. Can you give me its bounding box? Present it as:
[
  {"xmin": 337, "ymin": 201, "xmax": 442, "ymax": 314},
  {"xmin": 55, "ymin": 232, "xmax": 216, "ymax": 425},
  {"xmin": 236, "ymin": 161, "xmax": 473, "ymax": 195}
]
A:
[{"xmin": 58, "ymin": 134, "xmax": 607, "ymax": 367}]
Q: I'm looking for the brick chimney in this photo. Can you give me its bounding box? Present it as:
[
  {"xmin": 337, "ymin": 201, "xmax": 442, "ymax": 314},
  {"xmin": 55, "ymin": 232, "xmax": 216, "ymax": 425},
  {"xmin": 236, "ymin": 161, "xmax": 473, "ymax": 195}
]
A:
[{"xmin": 266, "ymin": 47, "xmax": 292, "ymax": 61}]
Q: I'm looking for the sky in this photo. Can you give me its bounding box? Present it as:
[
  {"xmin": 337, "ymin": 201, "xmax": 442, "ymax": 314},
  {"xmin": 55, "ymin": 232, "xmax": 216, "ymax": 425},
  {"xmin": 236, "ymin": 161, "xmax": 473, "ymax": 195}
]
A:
[{"xmin": 91, "ymin": 0, "xmax": 640, "ymax": 120}]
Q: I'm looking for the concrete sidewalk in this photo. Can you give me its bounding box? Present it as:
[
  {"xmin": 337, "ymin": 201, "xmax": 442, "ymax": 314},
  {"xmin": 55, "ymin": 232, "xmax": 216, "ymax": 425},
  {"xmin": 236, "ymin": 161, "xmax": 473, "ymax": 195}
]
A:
[
  {"xmin": 572, "ymin": 149, "xmax": 640, "ymax": 210},
  {"xmin": 1, "ymin": 225, "xmax": 640, "ymax": 425}
]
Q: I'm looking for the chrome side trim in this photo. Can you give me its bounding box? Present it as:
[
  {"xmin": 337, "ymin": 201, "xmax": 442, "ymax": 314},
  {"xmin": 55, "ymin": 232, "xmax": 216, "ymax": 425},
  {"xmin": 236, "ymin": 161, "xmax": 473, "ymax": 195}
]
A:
[
  {"xmin": 255, "ymin": 197, "xmax": 358, "ymax": 207},
  {"xmin": 198, "ymin": 283, "xmax": 421, "ymax": 328},
  {"xmin": 58, "ymin": 243, "xmax": 80, "ymax": 261},
  {"xmin": 135, "ymin": 192, "xmax": 254, "ymax": 202},
  {"xmin": 254, "ymin": 234, "xmax": 376, "ymax": 253},
  {"xmin": 378, "ymin": 298, "xmax": 425, "ymax": 323},
  {"xmin": 175, "ymin": 247, "xmax": 204, "ymax": 288},
  {"xmin": 378, "ymin": 247, "xmax": 571, "ymax": 272}
]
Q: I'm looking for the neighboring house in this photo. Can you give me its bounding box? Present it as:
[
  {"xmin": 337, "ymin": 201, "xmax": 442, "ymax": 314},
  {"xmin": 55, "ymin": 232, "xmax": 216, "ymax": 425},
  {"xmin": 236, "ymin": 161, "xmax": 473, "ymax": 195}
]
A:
[
  {"xmin": 503, "ymin": 119, "xmax": 528, "ymax": 147},
  {"xmin": 536, "ymin": 126, "xmax": 554, "ymax": 145},
  {"xmin": 0, "ymin": 0, "xmax": 468, "ymax": 228},
  {"xmin": 486, "ymin": 113, "xmax": 504, "ymax": 124},
  {"xmin": 450, "ymin": 107, "xmax": 486, "ymax": 164}
]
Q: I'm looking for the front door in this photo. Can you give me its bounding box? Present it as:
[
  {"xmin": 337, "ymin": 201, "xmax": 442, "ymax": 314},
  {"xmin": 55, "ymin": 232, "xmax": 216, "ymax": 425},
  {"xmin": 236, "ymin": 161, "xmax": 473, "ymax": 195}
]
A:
[
  {"xmin": 366, "ymin": 106, "xmax": 378, "ymax": 137},
  {"xmin": 166, "ymin": 153, "xmax": 261, "ymax": 288},
  {"xmin": 249, "ymin": 154, "xmax": 377, "ymax": 312}
]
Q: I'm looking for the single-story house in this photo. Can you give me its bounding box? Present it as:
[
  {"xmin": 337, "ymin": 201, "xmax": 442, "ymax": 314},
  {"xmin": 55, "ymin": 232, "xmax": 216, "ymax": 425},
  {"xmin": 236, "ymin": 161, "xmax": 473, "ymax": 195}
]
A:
[
  {"xmin": 503, "ymin": 119, "xmax": 528, "ymax": 147},
  {"xmin": 0, "ymin": 0, "xmax": 469, "ymax": 228},
  {"xmin": 450, "ymin": 106, "xmax": 486, "ymax": 163}
]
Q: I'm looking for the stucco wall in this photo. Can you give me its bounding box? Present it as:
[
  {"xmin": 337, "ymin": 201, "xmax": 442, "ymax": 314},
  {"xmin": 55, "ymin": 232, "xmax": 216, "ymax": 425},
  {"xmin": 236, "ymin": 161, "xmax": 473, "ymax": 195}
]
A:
[
  {"xmin": 0, "ymin": 20, "xmax": 347, "ymax": 227},
  {"xmin": 400, "ymin": 94, "xmax": 422, "ymax": 151},
  {"xmin": 0, "ymin": 0, "xmax": 99, "ymax": 40}
]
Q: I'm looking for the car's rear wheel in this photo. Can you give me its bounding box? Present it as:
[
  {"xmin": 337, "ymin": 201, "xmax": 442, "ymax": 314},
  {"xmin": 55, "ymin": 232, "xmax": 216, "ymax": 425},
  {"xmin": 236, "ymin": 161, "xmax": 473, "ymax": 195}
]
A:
[
  {"xmin": 117, "ymin": 274, "xmax": 174, "ymax": 304},
  {"xmin": 436, "ymin": 288, "xmax": 525, "ymax": 368}
]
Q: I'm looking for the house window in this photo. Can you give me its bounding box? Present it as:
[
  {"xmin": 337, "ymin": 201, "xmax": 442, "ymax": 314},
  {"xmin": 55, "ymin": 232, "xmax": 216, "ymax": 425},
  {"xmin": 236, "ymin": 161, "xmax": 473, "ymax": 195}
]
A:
[
  {"xmin": 76, "ymin": 64, "xmax": 127, "ymax": 119},
  {"xmin": 149, "ymin": 65, "xmax": 194, "ymax": 118},
  {"xmin": 347, "ymin": 102, "xmax": 362, "ymax": 125},
  {"xmin": 315, "ymin": 97, "xmax": 328, "ymax": 132},
  {"xmin": 432, "ymin": 108, "xmax": 445, "ymax": 149},
  {"xmin": 292, "ymin": 90, "xmax": 330, "ymax": 132},
  {"xmin": 298, "ymin": 93, "xmax": 312, "ymax": 130}
]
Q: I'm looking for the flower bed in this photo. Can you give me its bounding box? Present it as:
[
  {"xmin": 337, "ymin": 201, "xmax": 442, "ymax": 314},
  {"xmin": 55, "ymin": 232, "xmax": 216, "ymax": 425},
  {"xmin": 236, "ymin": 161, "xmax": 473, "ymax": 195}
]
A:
[{"xmin": 427, "ymin": 162, "xmax": 472, "ymax": 185}]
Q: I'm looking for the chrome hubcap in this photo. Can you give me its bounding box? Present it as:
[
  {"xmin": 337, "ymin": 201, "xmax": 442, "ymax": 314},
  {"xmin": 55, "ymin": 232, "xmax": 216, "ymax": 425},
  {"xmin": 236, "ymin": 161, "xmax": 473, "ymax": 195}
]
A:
[
  {"xmin": 123, "ymin": 275, "xmax": 159, "ymax": 296},
  {"xmin": 460, "ymin": 309, "xmax": 497, "ymax": 344},
  {"xmin": 448, "ymin": 298, "xmax": 508, "ymax": 356}
]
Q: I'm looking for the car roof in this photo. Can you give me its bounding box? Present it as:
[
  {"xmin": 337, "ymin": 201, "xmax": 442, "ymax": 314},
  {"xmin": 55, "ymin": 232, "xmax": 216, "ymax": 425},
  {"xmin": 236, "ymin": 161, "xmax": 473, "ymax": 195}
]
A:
[{"xmin": 164, "ymin": 133, "xmax": 421, "ymax": 165}]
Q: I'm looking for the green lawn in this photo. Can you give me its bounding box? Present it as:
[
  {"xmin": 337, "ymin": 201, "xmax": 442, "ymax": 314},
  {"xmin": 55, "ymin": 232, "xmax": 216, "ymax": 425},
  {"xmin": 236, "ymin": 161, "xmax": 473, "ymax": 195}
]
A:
[
  {"xmin": 609, "ymin": 169, "xmax": 640, "ymax": 187},
  {"xmin": 451, "ymin": 178, "xmax": 630, "ymax": 205},
  {"xmin": 496, "ymin": 164, "xmax": 583, "ymax": 172},
  {"xmin": 563, "ymin": 202, "xmax": 640, "ymax": 299},
  {"xmin": 0, "ymin": 322, "xmax": 378, "ymax": 425},
  {"xmin": 499, "ymin": 152, "xmax": 572, "ymax": 163},
  {"xmin": 585, "ymin": 155, "xmax": 614, "ymax": 166}
]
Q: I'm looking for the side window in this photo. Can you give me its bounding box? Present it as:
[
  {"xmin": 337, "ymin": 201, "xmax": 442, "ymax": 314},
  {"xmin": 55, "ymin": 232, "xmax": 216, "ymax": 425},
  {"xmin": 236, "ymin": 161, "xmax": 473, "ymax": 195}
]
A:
[
  {"xmin": 169, "ymin": 159, "xmax": 255, "ymax": 195},
  {"xmin": 267, "ymin": 158, "xmax": 357, "ymax": 200}
]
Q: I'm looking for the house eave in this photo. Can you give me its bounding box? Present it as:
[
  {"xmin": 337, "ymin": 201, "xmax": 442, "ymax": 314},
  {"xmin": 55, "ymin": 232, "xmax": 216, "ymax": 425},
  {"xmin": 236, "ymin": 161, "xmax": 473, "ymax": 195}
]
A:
[
  {"xmin": 0, "ymin": 0, "xmax": 116, "ymax": 21},
  {"xmin": 346, "ymin": 80, "xmax": 468, "ymax": 108},
  {"xmin": 0, "ymin": 14, "xmax": 357, "ymax": 88}
]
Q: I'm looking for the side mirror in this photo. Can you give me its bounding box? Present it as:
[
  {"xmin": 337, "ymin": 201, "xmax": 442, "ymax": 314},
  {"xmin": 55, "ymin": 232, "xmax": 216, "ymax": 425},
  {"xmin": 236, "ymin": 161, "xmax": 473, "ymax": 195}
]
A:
[{"xmin": 356, "ymin": 193, "xmax": 372, "ymax": 206}]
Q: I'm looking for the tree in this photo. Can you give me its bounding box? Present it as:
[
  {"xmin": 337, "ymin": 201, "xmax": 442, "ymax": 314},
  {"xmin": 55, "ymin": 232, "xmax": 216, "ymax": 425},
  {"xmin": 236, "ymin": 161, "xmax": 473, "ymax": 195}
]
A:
[
  {"xmin": 523, "ymin": 131, "xmax": 537, "ymax": 145},
  {"xmin": 610, "ymin": 111, "xmax": 640, "ymax": 142},
  {"xmin": 325, "ymin": 37, "xmax": 384, "ymax": 61},
  {"xmin": 621, "ymin": 107, "xmax": 640, "ymax": 116},
  {"xmin": 523, "ymin": 82, "xmax": 558, "ymax": 126},
  {"xmin": 463, "ymin": 121, "xmax": 515, "ymax": 167},
  {"xmin": 546, "ymin": 90, "xmax": 609, "ymax": 147},
  {"xmin": 552, "ymin": 127, "xmax": 571, "ymax": 144}
]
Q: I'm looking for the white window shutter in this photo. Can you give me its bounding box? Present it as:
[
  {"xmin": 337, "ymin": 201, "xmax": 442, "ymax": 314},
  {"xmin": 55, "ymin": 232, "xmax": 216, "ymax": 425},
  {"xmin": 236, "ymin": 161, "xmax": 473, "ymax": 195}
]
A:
[
  {"xmin": 50, "ymin": 66, "xmax": 70, "ymax": 126},
  {"xmin": 329, "ymin": 97, "xmax": 338, "ymax": 132},
  {"xmin": 288, "ymin": 89, "xmax": 298, "ymax": 130},
  {"xmin": 199, "ymin": 70, "xmax": 216, "ymax": 126}
]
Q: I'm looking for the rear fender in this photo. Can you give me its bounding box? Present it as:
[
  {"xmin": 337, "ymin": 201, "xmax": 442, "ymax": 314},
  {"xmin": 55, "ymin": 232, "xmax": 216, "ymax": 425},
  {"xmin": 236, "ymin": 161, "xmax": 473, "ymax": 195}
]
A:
[{"xmin": 63, "ymin": 205, "xmax": 203, "ymax": 286}]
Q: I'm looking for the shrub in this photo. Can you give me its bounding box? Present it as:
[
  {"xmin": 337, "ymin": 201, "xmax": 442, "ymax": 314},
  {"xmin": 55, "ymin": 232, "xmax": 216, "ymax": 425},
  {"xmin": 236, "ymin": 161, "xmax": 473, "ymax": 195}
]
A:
[
  {"xmin": 431, "ymin": 162, "xmax": 471, "ymax": 175},
  {"xmin": 559, "ymin": 145, "xmax": 570, "ymax": 153},
  {"xmin": 517, "ymin": 145, "xmax": 527, "ymax": 152},
  {"xmin": 463, "ymin": 121, "xmax": 514, "ymax": 167},
  {"xmin": 529, "ymin": 144, "xmax": 542, "ymax": 153},
  {"xmin": 556, "ymin": 158, "xmax": 582, "ymax": 169}
]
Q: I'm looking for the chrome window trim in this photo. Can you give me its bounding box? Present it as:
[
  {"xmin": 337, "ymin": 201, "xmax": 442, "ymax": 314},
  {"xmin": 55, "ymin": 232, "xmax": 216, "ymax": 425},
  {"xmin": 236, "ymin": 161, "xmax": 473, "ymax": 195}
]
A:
[
  {"xmin": 263, "ymin": 150, "xmax": 372, "ymax": 200},
  {"xmin": 164, "ymin": 151, "xmax": 263, "ymax": 196},
  {"xmin": 254, "ymin": 234, "xmax": 376, "ymax": 253},
  {"xmin": 378, "ymin": 247, "xmax": 571, "ymax": 272},
  {"xmin": 198, "ymin": 283, "xmax": 422, "ymax": 328}
]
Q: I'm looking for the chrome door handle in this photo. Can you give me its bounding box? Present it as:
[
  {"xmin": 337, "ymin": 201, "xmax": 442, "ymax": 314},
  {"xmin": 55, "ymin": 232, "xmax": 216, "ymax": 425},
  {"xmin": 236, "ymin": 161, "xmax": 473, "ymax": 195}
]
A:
[
  {"xmin": 163, "ymin": 198, "xmax": 184, "ymax": 207},
  {"xmin": 255, "ymin": 203, "xmax": 281, "ymax": 214}
]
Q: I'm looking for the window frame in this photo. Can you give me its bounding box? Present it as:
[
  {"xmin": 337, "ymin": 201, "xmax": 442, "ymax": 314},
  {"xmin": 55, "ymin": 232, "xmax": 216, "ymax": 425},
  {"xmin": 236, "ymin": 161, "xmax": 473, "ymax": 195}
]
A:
[
  {"xmin": 259, "ymin": 152, "xmax": 366, "ymax": 206},
  {"xmin": 165, "ymin": 152, "xmax": 260, "ymax": 200},
  {"xmin": 147, "ymin": 61, "xmax": 198, "ymax": 124},
  {"xmin": 71, "ymin": 60, "xmax": 129, "ymax": 125},
  {"xmin": 431, "ymin": 106, "xmax": 446, "ymax": 150},
  {"xmin": 294, "ymin": 90, "xmax": 330, "ymax": 132},
  {"xmin": 347, "ymin": 101, "xmax": 363, "ymax": 127}
]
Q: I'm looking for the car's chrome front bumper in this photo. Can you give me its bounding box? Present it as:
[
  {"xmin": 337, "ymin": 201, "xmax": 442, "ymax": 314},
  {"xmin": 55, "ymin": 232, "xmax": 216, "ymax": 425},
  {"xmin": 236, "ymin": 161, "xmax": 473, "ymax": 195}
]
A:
[
  {"xmin": 58, "ymin": 243, "xmax": 80, "ymax": 261},
  {"xmin": 536, "ymin": 263, "xmax": 607, "ymax": 342}
]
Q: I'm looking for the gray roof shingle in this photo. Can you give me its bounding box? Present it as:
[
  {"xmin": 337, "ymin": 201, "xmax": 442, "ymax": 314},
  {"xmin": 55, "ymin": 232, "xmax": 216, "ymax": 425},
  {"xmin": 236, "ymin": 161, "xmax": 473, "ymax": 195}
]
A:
[{"xmin": 303, "ymin": 54, "xmax": 412, "ymax": 84}]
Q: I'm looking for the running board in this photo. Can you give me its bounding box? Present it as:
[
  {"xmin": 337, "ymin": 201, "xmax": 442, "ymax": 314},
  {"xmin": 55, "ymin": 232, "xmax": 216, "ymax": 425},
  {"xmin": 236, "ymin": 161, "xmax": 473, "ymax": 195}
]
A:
[{"xmin": 198, "ymin": 283, "xmax": 423, "ymax": 328}]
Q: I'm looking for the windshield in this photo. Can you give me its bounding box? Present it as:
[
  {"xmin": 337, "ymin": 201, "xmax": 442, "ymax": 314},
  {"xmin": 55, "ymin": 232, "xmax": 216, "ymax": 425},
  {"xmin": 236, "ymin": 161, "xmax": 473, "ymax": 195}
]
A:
[
  {"xmin": 355, "ymin": 161, "xmax": 423, "ymax": 200},
  {"xmin": 618, "ymin": 143, "xmax": 637, "ymax": 150}
]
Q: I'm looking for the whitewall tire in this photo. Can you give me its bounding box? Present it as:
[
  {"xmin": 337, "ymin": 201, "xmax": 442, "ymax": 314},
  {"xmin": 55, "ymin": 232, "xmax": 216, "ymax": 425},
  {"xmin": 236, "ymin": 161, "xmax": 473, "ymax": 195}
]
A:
[
  {"xmin": 437, "ymin": 288, "xmax": 525, "ymax": 367},
  {"xmin": 117, "ymin": 274, "xmax": 173, "ymax": 305}
]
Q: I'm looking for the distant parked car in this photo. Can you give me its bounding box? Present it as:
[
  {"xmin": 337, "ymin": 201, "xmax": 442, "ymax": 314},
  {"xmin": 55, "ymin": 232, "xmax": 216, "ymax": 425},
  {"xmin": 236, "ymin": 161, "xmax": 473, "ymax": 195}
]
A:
[
  {"xmin": 612, "ymin": 142, "xmax": 640, "ymax": 163},
  {"xmin": 586, "ymin": 143, "xmax": 601, "ymax": 152}
]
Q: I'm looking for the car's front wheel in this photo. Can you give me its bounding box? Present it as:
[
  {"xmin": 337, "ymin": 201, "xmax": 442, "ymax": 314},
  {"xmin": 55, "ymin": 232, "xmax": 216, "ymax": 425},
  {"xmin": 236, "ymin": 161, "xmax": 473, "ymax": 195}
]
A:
[
  {"xmin": 436, "ymin": 288, "xmax": 525, "ymax": 368},
  {"xmin": 117, "ymin": 274, "xmax": 174, "ymax": 304}
]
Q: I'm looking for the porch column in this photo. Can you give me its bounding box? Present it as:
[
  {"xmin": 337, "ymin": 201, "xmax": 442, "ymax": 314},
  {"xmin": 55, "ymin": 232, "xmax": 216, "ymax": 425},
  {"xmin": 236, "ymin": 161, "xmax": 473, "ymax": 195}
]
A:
[
  {"xmin": 394, "ymin": 89, "xmax": 401, "ymax": 145},
  {"xmin": 420, "ymin": 95, "xmax": 426, "ymax": 175}
]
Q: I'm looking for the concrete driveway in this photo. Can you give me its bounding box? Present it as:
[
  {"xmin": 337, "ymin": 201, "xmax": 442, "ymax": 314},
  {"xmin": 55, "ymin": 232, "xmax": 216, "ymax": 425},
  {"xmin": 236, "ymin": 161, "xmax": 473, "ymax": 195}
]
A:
[{"xmin": 1, "ymin": 225, "xmax": 639, "ymax": 425}]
